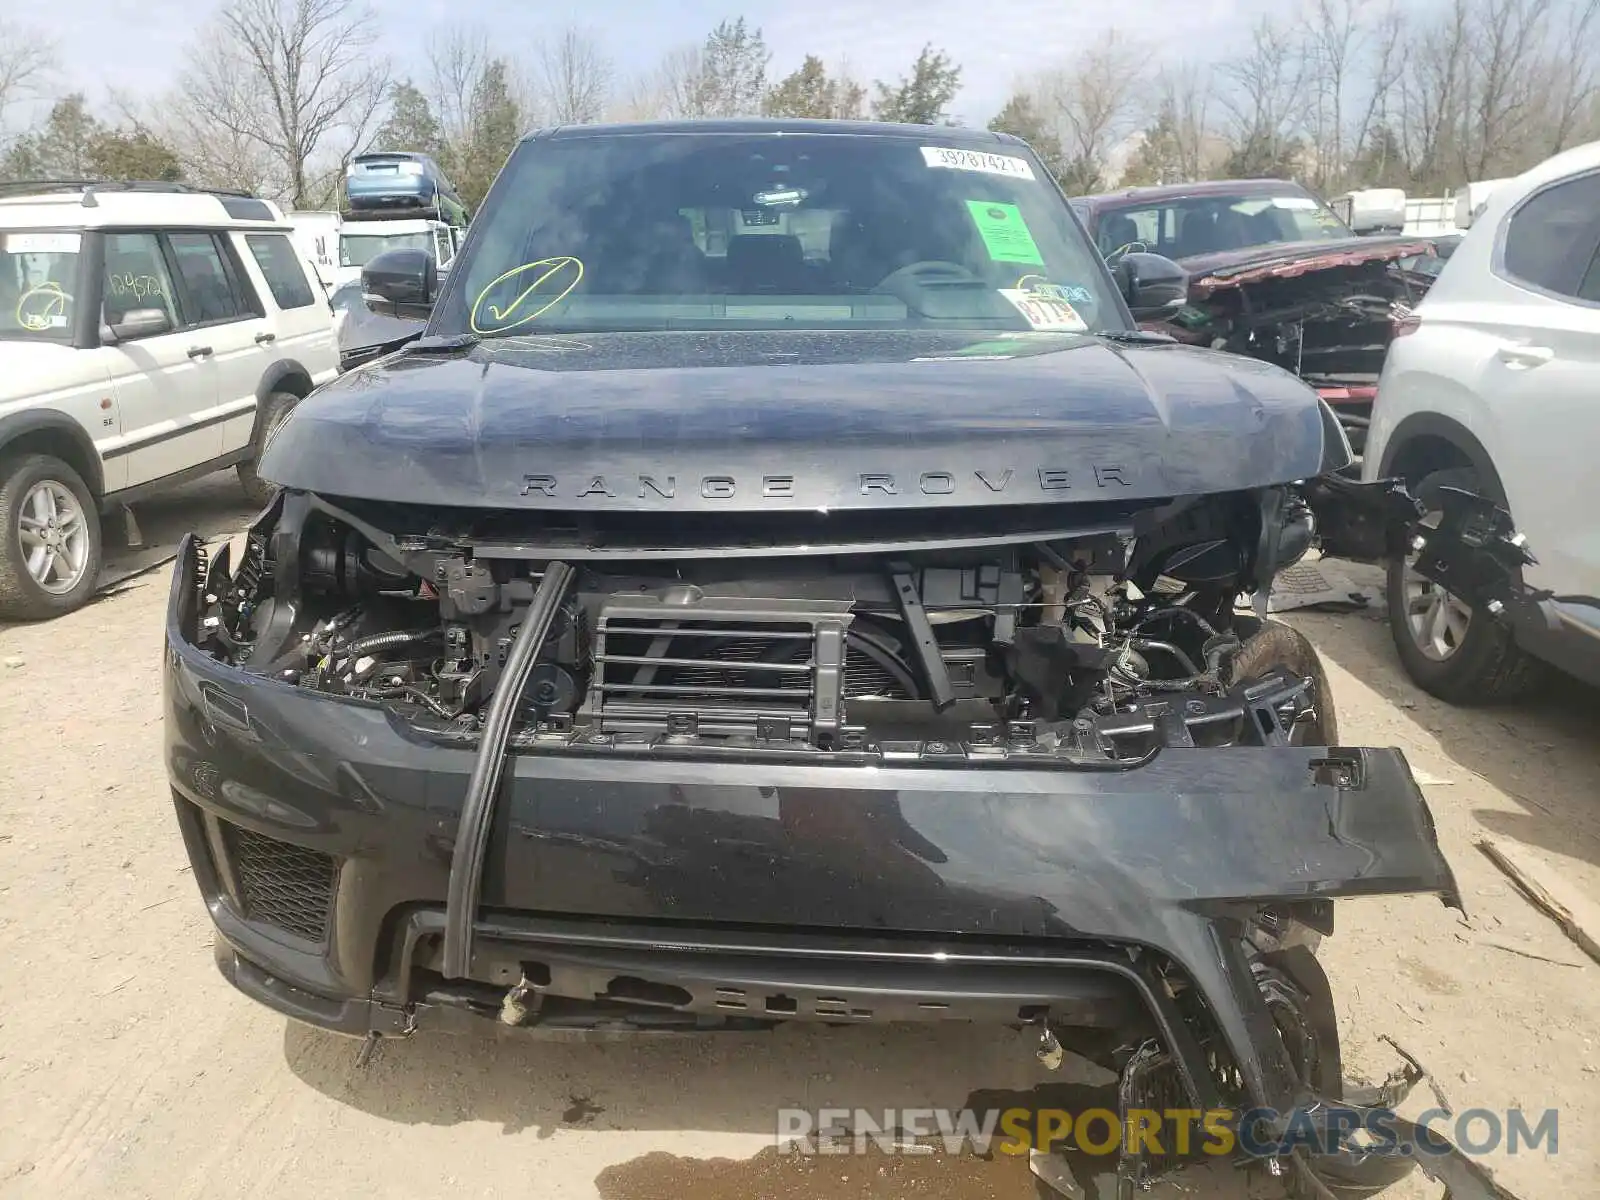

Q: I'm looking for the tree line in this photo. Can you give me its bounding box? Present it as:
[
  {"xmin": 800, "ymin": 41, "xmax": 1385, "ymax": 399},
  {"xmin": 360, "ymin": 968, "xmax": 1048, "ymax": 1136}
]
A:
[{"xmin": 1, "ymin": 0, "xmax": 1597, "ymax": 213}]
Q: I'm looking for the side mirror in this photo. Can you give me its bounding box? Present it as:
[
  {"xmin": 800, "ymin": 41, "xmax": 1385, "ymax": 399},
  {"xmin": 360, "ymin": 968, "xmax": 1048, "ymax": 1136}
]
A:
[
  {"xmin": 361, "ymin": 248, "xmax": 437, "ymax": 319},
  {"xmin": 1113, "ymin": 252, "xmax": 1188, "ymax": 321},
  {"xmin": 101, "ymin": 307, "xmax": 172, "ymax": 344}
]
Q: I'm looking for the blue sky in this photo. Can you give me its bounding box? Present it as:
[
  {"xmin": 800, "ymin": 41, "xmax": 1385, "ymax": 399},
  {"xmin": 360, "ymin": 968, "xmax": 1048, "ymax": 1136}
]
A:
[{"xmin": 48, "ymin": 0, "xmax": 1282, "ymax": 129}]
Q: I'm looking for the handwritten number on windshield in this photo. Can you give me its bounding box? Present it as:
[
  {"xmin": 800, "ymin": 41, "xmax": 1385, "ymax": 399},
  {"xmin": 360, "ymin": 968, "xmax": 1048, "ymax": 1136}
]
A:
[{"xmin": 469, "ymin": 257, "xmax": 584, "ymax": 335}]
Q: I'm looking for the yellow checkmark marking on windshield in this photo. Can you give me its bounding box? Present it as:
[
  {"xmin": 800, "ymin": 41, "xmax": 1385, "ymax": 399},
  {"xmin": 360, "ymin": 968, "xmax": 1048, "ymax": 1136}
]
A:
[{"xmin": 470, "ymin": 257, "xmax": 584, "ymax": 335}]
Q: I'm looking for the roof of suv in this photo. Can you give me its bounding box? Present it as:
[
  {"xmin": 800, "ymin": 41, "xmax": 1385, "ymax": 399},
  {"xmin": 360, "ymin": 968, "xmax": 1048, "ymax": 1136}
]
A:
[
  {"xmin": 0, "ymin": 181, "xmax": 287, "ymax": 231},
  {"xmin": 1073, "ymin": 179, "xmax": 1313, "ymax": 213},
  {"xmin": 530, "ymin": 117, "xmax": 1028, "ymax": 145}
]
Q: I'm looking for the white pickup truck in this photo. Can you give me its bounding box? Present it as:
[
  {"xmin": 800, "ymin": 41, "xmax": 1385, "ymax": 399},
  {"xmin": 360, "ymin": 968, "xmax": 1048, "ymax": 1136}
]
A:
[{"xmin": 288, "ymin": 210, "xmax": 462, "ymax": 291}]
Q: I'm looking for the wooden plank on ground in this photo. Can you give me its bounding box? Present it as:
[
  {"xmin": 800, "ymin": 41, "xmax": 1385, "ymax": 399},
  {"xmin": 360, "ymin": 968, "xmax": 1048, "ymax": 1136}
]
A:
[{"xmin": 1476, "ymin": 836, "xmax": 1600, "ymax": 967}]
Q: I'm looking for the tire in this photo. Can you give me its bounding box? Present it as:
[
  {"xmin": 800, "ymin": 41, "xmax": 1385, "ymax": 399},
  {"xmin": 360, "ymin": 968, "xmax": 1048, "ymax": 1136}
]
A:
[
  {"xmin": 0, "ymin": 453, "xmax": 103, "ymax": 621},
  {"xmin": 1385, "ymin": 466, "xmax": 1542, "ymax": 704},
  {"xmin": 1227, "ymin": 616, "xmax": 1340, "ymax": 745},
  {"xmin": 237, "ymin": 390, "xmax": 300, "ymax": 506}
]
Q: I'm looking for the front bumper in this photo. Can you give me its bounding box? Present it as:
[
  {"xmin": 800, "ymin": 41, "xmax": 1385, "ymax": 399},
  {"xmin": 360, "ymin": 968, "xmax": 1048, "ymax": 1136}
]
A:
[{"xmin": 165, "ymin": 535, "xmax": 1519, "ymax": 1199}]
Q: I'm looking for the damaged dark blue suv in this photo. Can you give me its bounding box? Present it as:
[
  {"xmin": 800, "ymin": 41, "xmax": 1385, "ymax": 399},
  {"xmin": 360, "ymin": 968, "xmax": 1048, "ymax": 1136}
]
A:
[{"xmin": 165, "ymin": 120, "xmax": 1530, "ymax": 1200}]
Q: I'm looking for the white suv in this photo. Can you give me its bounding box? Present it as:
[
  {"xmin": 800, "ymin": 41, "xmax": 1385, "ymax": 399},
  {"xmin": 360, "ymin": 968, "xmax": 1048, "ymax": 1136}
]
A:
[
  {"xmin": 0, "ymin": 181, "xmax": 338, "ymax": 620},
  {"xmin": 1363, "ymin": 141, "xmax": 1600, "ymax": 702}
]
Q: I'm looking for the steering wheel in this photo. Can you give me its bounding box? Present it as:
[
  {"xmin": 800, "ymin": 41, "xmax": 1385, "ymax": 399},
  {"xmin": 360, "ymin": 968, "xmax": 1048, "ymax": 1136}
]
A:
[{"xmin": 876, "ymin": 260, "xmax": 986, "ymax": 290}]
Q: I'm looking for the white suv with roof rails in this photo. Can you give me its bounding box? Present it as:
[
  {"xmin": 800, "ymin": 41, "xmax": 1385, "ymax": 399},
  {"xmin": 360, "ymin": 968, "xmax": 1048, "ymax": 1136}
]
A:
[{"xmin": 0, "ymin": 181, "xmax": 338, "ymax": 620}]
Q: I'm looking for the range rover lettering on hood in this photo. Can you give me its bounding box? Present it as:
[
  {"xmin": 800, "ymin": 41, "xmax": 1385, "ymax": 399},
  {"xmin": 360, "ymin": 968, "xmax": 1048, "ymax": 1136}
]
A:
[
  {"xmin": 519, "ymin": 465, "xmax": 1135, "ymax": 501},
  {"xmin": 257, "ymin": 330, "xmax": 1336, "ymax": 511}
]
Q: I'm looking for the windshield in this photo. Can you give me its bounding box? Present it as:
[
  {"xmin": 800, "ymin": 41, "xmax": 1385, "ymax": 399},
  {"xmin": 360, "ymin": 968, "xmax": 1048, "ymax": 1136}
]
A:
[
  {"xmin": 340, "ymin": 231, "xmax": 433, "ymax": 268},
  {"xmin": 434, "ymin": 132, "xmax": 1124, "ymax": 337},
  {"xmin": 0, "ymin": 231, "xmax": 83, "ymax": 342},
  {"xmin": 328, "ymin": 281, "xmax": 366, "ymax": 312},
  {"xmin": 1093, "ymin": 189, "xmax": 1355, "ymax": 260}
]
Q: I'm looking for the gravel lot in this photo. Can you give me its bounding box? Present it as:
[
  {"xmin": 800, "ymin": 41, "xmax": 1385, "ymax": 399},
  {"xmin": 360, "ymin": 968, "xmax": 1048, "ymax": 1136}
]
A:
[{"xmin": 2, "ymin": 475, "xmax": 1597, "ymax": 1200}]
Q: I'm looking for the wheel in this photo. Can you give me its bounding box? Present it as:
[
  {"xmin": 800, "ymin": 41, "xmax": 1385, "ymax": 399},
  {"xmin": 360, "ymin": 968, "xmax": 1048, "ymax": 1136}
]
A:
[
  {"xmin": 0, "ymin": 453, "xmax": 103, "ymax": 621},
  {"xmin": 1385, "ymin": 466, "xmax": 1542, "ymax": 704},
  {"xmin": 237, "ymin": 390, "xmax": 300, "ymax": 506},
  {"xmin": 1227, "ymin": 616, "xmax": 1339, "ymax": 745},
  {"xmin": 1259, "ymin": 950, "xmax": 1417, "ymax": 1197}
]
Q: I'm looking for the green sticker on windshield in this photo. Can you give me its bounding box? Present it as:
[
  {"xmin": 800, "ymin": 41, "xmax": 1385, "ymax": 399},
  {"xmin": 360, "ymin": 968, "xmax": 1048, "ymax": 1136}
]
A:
[{"xmin": 965, "ymin": 200, "xmax": 1044, "ymax": 266}]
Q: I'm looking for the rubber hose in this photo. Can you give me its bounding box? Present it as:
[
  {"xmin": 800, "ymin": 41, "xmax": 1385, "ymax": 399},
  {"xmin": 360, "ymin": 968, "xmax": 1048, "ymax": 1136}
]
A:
[{"xmin": 345, "ymin": 628, "xmax": 438, "ymax": 657}]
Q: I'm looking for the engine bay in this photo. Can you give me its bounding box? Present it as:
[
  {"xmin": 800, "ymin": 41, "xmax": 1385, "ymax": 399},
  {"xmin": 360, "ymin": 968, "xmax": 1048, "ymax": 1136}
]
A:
[
  {"xmin": 191, "ymin": 487, "xmax": 1328, "ymax": 762},
  {"xmin": 1162, "ymin": 256, "xmax": 1426, "ymax": 388}
]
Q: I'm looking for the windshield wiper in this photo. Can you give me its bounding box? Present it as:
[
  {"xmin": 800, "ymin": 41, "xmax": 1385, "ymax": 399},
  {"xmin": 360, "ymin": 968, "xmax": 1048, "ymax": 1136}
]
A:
[
  {"xmin": 1095, "ymin": 328, "xmax": 1176, "ymax": 344},
  {"xmin": 408, "ymin": 332, "xmax": 479, "ymax": 352}
]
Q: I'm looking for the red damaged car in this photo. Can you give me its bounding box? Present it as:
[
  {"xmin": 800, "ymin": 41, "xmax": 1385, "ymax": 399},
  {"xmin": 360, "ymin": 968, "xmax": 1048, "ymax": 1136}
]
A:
[{"xmin": 1069, "ymin": 179, "xmax": 1438, "ymax": 452}]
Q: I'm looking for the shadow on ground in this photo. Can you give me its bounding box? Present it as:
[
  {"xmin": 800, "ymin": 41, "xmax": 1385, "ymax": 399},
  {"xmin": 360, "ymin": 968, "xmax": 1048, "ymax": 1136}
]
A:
[
  {"xmin": 0, "ymin": 469, "xmax": 257, "ymax": 638},
  {"xmin": 283, "ymin": 1021, "xmax": 1283, "ymax": 1199},
  {"xmin": 98, "ymin": 470, "xmax": 260, "ymax": 588}
]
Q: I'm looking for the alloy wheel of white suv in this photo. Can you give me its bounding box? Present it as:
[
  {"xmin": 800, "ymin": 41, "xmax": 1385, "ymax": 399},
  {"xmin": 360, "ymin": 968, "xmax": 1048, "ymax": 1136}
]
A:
[
  {"xmin": 0, "ymin": 453, "xmax": 103, "ymax": 620},
  {"xmin": 1383, "ymin": 467, "xmax": 1541, "ymax": 703}
]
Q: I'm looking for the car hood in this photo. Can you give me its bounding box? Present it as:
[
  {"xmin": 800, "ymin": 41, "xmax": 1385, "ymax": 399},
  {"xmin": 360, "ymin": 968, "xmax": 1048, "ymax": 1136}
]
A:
[
  {"xmin": 335, "ymin": 302, "xmax": 425, "ymax": 355},
  {"xmin": 259, "ymin": 328, "xmax": 1338, "ymax": 513},
  {"xmin": 1178, "ymin": 235, "xmax": 1436, "ymax": 290}
]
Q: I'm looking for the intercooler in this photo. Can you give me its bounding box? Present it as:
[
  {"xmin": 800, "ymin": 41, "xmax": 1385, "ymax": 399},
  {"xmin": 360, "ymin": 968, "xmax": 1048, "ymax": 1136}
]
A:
[{"xmin": 580, "ymin": 593, "xmax": 854, "ymax": 743}]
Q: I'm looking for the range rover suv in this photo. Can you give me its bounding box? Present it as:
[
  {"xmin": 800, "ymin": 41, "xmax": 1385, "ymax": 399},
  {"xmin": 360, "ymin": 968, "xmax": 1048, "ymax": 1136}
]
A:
[{"xmin": 165, "ymin": 120, "xmax": 1524, "ymax": 1200}]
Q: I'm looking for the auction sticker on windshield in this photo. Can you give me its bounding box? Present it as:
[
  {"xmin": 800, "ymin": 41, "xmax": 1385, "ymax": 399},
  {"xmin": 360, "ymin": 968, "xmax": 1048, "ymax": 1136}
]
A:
[
  {"xmin": 922, "ymin": 146, "xmax": 1036, "ymax": 180},
  {"xmin": 966, "ymin": 201, "xmax": 1044, "ymax": 265},
  {"xmin": 998, "ymin": 289, "xmax": 1088, "ymax": 332},
  {"xmin": 4, "ymin": 232, "xmax": 81, "ymax": 254}
]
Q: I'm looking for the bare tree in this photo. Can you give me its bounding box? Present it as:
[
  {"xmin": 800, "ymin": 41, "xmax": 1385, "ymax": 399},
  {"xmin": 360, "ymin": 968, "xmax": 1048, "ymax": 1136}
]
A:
[
  {"xmin": 1395, "ymin": 0, "xmax": 1470, "ymax": 186},
  {"xmin": 1034, "ymin": 28, "xmax": 1146, "ymax": 191},
  {"xmin": 1218, "ymin": 17, "xmax": 1310, "ymax": 176},
  {"xmin": 108, "ymin": 86, "xmax": 279, "ymax": 195},
  {"xmin": 656, "ymin": 44, "xmax": 712, "ymax": 118},
  {"xmin": 1458, "ymin": 0, "xmax": 1556, "ymax": 178},
  {"xmin": 174, "ymin": 0, "xmax": 389, "ymax": 206},
  {"xmin": 1535, "ymin": 0, "xmax": 1600, "ymax": 153},
  {"xmin": 429, "ymin": 23, "xmax": 492, "ymax": 149},
  {"xmin": 1302, "ymin": 0, "xmax": 1364, "ymax": 189},
  {"xmin": 629, "ymin": 21, "xmax": 771, "ymax": 121},
  {"xmin": 0, "ymin": 19, "xmax": 56, "ymax": 133},
  {"xmin": 1157, "ymin": 62, "xmax": 1218, "ymax": 180},
  {"xmin": 1342, "ymin": 3, "xmax": 1407, "ymax": 180},
  {"xmin": 1295, "ymin": 0, "xmax": 1413, "ymax": 191},
  {"xmin": 609, "ymin": 68, "xmax": 672, "ymax": 121},
  {"xmin": 1388, "ymin": 0, "xmax": 1600, "ymax": 189},
  {"xmin": 535, "ymin": 27, "xmax": 612, "ymax": 125}
]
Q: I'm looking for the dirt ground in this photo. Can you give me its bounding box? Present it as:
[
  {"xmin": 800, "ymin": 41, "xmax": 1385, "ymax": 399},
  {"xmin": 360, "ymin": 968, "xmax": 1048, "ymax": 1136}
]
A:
[{"xmin": 2, "ymin": 477, "xmax": 1597, "ymax": 1200}]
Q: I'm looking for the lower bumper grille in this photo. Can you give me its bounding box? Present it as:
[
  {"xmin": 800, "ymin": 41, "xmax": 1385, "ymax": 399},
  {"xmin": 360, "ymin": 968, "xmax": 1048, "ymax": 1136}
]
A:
[{"xmin": 220, "ymin": 823, "xmax": 338, "ymax": 942}]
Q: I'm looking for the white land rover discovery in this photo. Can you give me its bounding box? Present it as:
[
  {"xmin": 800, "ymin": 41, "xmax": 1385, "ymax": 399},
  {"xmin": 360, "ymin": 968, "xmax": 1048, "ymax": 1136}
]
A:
[{"xmin": 0, "ymin": 181, "xmax": 338, "ymax": 620}]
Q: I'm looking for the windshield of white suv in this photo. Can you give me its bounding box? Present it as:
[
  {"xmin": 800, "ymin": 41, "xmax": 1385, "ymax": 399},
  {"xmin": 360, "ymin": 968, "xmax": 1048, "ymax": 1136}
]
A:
[
  {"xmin": 340, "ymin": 231, "xmax": 433, "ymax": 267},
  {"xmin": 1093, "ymin": 189, "xmax": 1355, "ymax": 260},
  {"xmin": 435, "ymin": 131, "xmax": 1124, "ymax": 337},
  {"xmin": 0, "ymin": 231, "xmax": 82, "ymax": 342}
]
